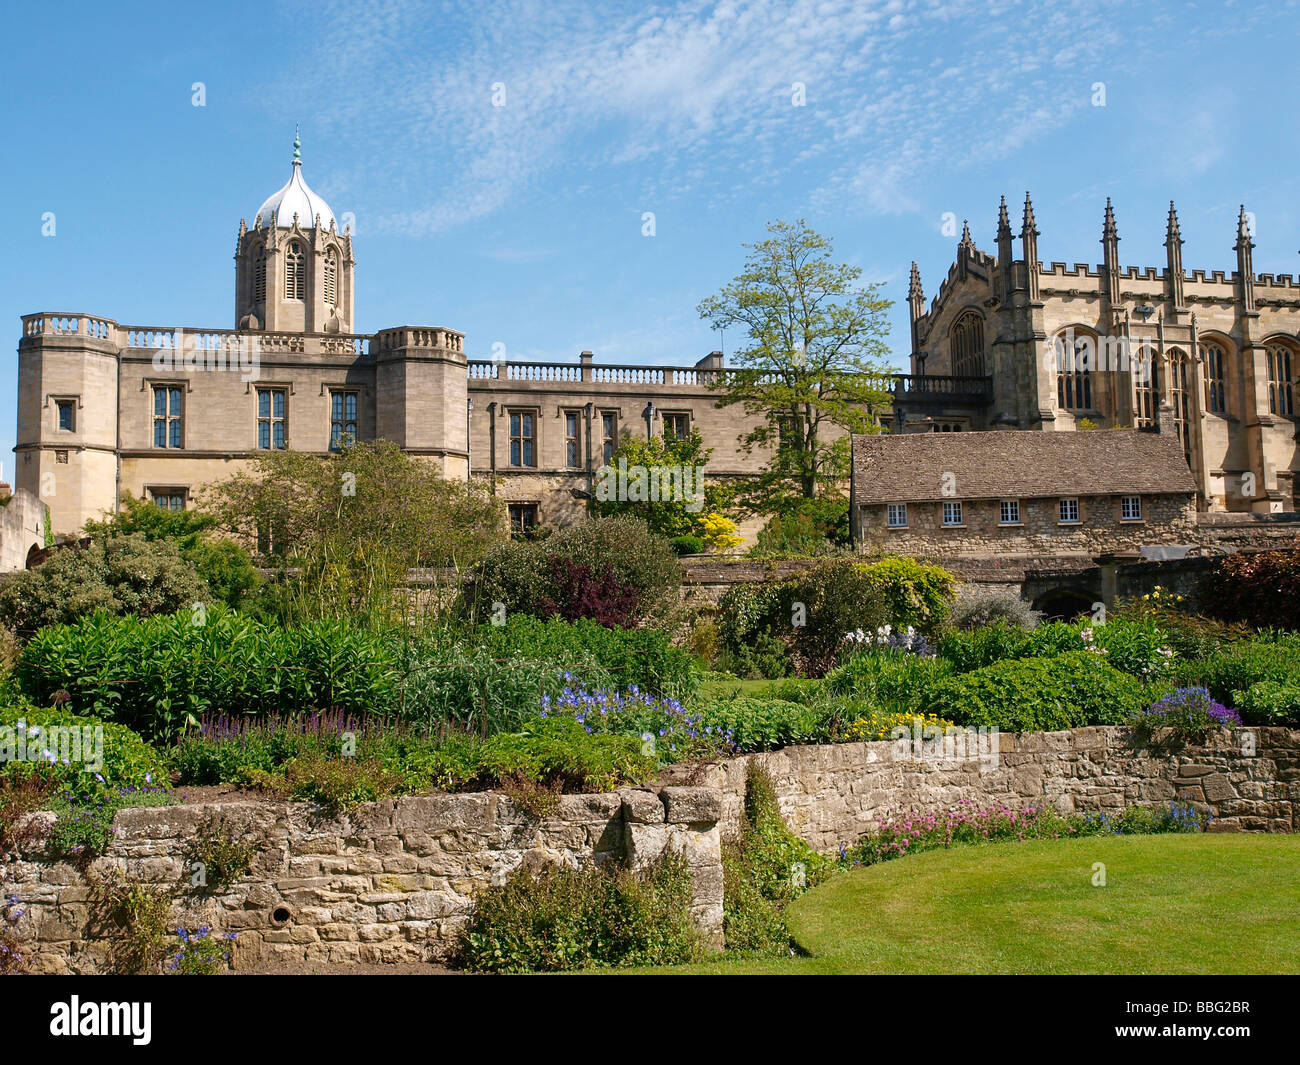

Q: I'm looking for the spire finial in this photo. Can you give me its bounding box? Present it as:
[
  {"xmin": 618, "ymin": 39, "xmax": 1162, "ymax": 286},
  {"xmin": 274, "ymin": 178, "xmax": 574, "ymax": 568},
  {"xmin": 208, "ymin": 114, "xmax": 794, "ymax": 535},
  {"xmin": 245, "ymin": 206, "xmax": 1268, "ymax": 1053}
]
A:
[
  {"xmin": 293, "ymin": 124, "xmax": 301, "ymax": 164},
  {"xmin": 959, "ymin": 219, "xmax": 972, "ymax": 247},
  {"xmin": 1165, "ymin": 200, "xmax": 1182, "ymax": 245},
  {"xmin": 1102, "ymin": 197, "xmax": 1118, "ymax": 242},
  {"xmin": 1021, "ymin": 191, "xmax": 1038, "ymax": 237}
]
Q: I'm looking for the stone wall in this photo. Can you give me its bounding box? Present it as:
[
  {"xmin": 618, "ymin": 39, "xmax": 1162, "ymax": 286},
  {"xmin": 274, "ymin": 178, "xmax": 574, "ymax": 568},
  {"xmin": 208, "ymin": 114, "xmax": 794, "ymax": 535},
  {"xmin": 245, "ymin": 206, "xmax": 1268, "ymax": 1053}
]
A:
[
  {"xmin": 10, "ymin": 727, "xmax": 1298, "ymax": 971},
  {"xmin": 4, "ymin": 786, "xmax": 722, "ymax": 974},
  {"xmin": 661, "ymin": 726, "xmax": 1300, "ymax": 852},
  {"xmin": 0, "ymin": 487, "xmax": 46, "ymax": 573}
]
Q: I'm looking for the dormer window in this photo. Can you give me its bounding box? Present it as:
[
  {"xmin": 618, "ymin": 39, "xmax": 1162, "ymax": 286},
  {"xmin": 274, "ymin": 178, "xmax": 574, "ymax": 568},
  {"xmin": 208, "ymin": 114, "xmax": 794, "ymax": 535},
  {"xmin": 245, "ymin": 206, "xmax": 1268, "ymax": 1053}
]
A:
[{"xmin": 285, "ymin": 241, "xmax": 305, "ymax": 301}]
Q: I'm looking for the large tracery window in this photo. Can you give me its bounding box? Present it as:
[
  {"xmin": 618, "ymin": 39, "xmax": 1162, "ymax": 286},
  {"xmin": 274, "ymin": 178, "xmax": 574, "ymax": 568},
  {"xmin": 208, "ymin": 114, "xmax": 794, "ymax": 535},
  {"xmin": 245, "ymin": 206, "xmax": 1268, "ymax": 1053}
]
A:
[
  {"xmin": 1134, "ymin": 343, "xmax": 1160, "ymax": 428},
  {"xmin": 285, "ymin": 241, "xmax": 305, "ymax": 301},
  {"xmin": 253, "ymin": 245, "xmax": 267, "ymax": 303},
  {"xmin": 1055, "ymin": 333, "xmax": 1093, "ymax": 411},
  {"xmin": 1168, "ymin": 348, "xmax": 1193, "ymax": 460},
  {"xmin": 324, "ymin": 249, "xmax": 338, "ymax": 308},
  {"xmin": 1204, "ymin": 342, "xmax": 1226, "ymax": 415},
  {"xmin": 950, "ymin": 311, "xmax": 986, "ymax": 377},
  {"xmin": 1267, "ymin": 342, "xmax": 1296, "ymax": 416}
]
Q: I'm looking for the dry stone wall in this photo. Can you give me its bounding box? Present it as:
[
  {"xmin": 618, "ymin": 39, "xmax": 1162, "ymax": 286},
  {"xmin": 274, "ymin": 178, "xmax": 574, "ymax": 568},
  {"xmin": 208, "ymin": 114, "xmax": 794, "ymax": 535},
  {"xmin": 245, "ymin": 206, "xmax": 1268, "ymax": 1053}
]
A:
[
  {"xmin": 8, "ymin": 727, "xmax": 1298, "ymax": 972},
  {"xmin": 663, "ymin": 726, "xmax": 1300, "ymax": 852},
  {"xmin": 5, "ymin": 786, "xmax": 723, "ymax": 974}
]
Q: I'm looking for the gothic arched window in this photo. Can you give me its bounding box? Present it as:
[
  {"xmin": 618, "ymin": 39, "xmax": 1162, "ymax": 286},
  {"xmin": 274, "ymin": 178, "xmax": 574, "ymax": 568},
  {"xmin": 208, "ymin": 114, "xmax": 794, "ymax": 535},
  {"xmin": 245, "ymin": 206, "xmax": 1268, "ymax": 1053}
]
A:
[
  {"xmin": 285, "ymin": 241, "xmax": 305, "ymax": 301},
  {"xmin": 1168, "ymin": 348, "xmax": 1193, "ymax": 460},
  {"xmin": 1134, "ymin": 343, "xmax": 1160, "ymax": 428},
  {"xmin": 1055, "ymin": 333, "xmax": 1093, "ymax": 411},
  {"xmin": 950, "ymin": 311, "xmax": 985, "ymax": 377},
  {"xmin": 324, "ymin": 249, "xmax": 338, "ymax": 308},
  {"xmin": 1267, "ymin": 341, "xmax": 1296, "ymax": 416},
  {"xmin": 1204, "ymin": 341, "xmax": 1227, "ymax": 415},
  {"xmin": 253, "ymin": 245, "xmax": 267, "ymax": 304}
]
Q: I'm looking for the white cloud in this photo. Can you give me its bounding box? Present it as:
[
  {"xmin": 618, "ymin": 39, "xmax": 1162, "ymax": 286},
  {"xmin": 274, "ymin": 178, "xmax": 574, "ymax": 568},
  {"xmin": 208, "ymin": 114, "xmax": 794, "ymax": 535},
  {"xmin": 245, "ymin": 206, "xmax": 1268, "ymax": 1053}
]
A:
[{"xmin": 263, "ymin": 0, "xmax": 1170, "ymax": 234}]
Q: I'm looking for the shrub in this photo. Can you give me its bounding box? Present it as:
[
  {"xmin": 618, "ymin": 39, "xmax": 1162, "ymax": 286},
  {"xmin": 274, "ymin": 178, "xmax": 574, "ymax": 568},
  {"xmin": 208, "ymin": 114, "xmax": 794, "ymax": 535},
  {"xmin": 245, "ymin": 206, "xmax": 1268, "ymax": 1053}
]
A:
[
  {"xmin": 937, "ymin": 622, "xmax": 1035, "ymax": 672},
  {"xmin": 823, "ymin": 650, "xmax": 953, "ymax": 717},
  {"xmin": 781, "ymin": 562, "xmax": 890, "ymax": 677},
  {"xmin": 840, "ymin": 799, "xmax": 1205, "ymax": 867},
  {"xmin": 243, "ymin": 754, "xmax": 405, "ymax": 812},
  {"xmin": 715, "ymin": 582, "xmax": 792, "ymax": 678},
  {"xmin": 393, "ymin": 638, "xmax": 609, "ymax": 736},
  {"xmin": 471, "ymin": 615, "xmax": 700, "ymax": 701},
  {"xmin": 540, "ymin": 685, "xmax": 730, "ymax": 763},
  {"xmin": 17, "ymin": 608, "xmax": 399, "ymax": 740},
  {"xmin": 697, "ymin": 697, "xmax": 828, "ymax": 753},
  {"xmin": 1194, "ymin": 634, "xmax": 1300, "ymax": 706},
  {"xmin": 0, "ymin": 895, "xmax": 28, "ymax": 974},
  {"xmin": 838, "ymin": 710, "xmax": 959, "ymax": 743},
  {"xmin": 182, "ymin": 813, "xmax": 257, "ymax": 894},
  {"xmin": 48, "ymin": 783, "xmax": 174, "ymax": 865},
  {"xmin": 671, "ymin": 534, "xmax": 706, "ymax": 556},
  {"xmin": 464, "ymin": 516, "xmax": 682, "ymax": 628},
  {"xmin": 166, "ymin": 927, "xmax": 238, "ymax": 975},
  {"xmin": 176, "ymin": 713, "xmax": 657, "ymax": 798},
  {"xmin": 722, "ymin": 763, "xmax": 829, "ymax": 953},
  {"xmin": 861, "ymin": 557, "xmax": 955, "ymax": 634},
  {"xmin": 455, "ymin": 851, "xmax": 701, "ymax": 972},
  {"xmin": 474, "ymin": 717, "xmax": 657, "ymax": 793},
  {"xmin": 949, "ymin": 585, "xmax": 1042, "ymax": 631},
  {"xmin": 1201, "ymin": 549, "xmax": 1300, "ymax": 631},
  {"xmin": 87, "ymin": 869, "xmax": 173, "ymax": 975},
  {"xmin": 1231, "ymin": 681, "xmax": 1300, "ymax": 727},
  {"xmin": 1087, "ymin": 619, "xmax": 1177, "ymax": 677},
  {"xmin": 0, "ymin": 534, "xmax": 209, "ymax": 636},
  {"xmin": 0, "ymin": 769, "xmax": 55, "ymax": 860},
  {"xmin": 937, "ymin": 619, "xmax": 1174, "ymax": 678},
  {"xmin": 1129, "ymin": 687, "xmax": 1241, "ymax": 745},
  {"xmin": 923, "ymin": 651, "xmax": 1149, "ymax": 731},
  {"xmin": 0, "ymin": 704, "xmax": 170, "ymax": 791},
  {"xmin": 85, "ymin": 496, "xmax": 263, "ymax": 611},
  {"xmin": 750, "ymin": 497, "xmax": 851, "ymax": 557}
]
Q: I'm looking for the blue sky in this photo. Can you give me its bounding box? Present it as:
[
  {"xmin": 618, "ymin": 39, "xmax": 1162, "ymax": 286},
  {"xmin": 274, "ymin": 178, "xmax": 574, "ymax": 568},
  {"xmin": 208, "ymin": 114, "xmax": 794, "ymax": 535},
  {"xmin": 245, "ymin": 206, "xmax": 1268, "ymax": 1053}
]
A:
[{"xmin": 2, "ymin": 0, "xmax": 1298, "ymax": 469}]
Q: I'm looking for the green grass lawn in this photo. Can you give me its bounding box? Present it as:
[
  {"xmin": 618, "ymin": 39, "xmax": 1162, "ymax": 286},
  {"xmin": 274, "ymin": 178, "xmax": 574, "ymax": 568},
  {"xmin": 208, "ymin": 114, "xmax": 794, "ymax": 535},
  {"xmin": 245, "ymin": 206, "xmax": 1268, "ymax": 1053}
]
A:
[{"xmin": 635, "ymin": 834, "xmax": 1300, "ymax": 974}]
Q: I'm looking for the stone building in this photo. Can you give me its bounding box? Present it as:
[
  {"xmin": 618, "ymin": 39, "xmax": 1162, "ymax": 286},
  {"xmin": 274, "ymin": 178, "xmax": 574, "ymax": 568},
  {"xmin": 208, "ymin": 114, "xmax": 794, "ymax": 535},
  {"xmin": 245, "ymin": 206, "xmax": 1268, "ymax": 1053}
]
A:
[
  {"xmin": 897, "ymin": 195, "xmax": 1300, "ymax": 513},
  {"xmin": 13, "ymin": 141, "xmax": 787, "ymax": 542},
  {"xmin": 12, "ymin": 146, "xmax": 1300, "ymax": 551},
  {"xmin": 850, "ymin": 417, "xmax": 1199, "ymax": 557}
]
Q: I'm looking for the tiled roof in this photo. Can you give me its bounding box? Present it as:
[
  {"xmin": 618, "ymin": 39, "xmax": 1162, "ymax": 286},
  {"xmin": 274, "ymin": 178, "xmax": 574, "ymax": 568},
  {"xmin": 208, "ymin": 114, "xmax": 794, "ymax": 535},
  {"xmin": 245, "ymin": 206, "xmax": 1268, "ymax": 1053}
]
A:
[{"xmin": 852, "ymin": 428, "xmax": 1198, "ymax": 503}]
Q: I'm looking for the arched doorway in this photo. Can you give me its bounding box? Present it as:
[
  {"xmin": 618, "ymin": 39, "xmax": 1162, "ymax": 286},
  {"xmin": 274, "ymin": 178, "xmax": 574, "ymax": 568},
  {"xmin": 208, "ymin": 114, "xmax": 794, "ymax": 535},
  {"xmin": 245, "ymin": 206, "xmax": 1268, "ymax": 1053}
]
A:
[{"xmin": 1032, "ymin": 588, "xmax": 1095, "ymax": 622}]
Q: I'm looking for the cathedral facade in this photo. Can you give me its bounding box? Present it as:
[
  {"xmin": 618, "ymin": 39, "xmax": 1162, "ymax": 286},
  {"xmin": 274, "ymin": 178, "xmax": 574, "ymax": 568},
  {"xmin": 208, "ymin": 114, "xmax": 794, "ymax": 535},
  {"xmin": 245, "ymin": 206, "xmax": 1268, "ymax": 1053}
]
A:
[
  {"xmin": 899, "ymin": 195, "xmax": 1300, "ymax": 514},
  {"xmin": 12, "ymin": 147, "xmax": 1300, "ymax": 545}
]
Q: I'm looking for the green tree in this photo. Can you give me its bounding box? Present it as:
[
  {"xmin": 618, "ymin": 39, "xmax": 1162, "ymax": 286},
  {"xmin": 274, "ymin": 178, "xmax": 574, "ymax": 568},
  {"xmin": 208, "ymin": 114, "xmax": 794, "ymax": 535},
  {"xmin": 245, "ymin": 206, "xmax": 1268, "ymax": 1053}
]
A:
[
  {"xmin": 591, "ymin": 430, "xmax": 734, "ymax": 540},
  {"xmin": 697, "ymin": 219, "xmax": 894, "ymax": 510},
  {"xmin": 85, "ymin": 496, "xmax": 262, "ymax": 610},
  {"xmin": 205, "ymin": 440, "xmax": 505, "ymax": 623},
  {"xmin": 0, "ymin": 534, "xmax": 209, "ymax": 634}
]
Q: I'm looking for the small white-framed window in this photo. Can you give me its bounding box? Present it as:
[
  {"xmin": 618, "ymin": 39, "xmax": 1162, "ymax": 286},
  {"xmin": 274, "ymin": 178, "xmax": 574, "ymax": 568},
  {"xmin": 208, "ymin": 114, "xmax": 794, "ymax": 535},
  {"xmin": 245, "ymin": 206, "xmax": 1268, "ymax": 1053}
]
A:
[
  {"xmin": 942, "ymin": 501, "xmax": 963, "ymax": 526},
  {"xmin": 887, "ymin": 503, "xmax": 907, "ymax": 528},
  {"xmin": 1059, "ymin": 498, "xmax": 1080, "ymax": 524},
  {"xmin": 1121, "ymin": 496, "xmax": 1143, "ymax": 522},
  {"xmin": 999, "ymin": 500, "xmax": 1020, "ymax": 525}
]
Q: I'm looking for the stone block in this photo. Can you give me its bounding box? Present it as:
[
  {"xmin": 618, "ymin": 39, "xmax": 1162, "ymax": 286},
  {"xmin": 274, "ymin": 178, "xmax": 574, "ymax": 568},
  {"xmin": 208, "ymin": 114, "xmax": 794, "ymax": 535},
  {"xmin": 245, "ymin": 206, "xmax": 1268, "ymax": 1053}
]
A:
[{"xmin": 661, "ymin": 786, "xmax": 722, "ymax": 824}]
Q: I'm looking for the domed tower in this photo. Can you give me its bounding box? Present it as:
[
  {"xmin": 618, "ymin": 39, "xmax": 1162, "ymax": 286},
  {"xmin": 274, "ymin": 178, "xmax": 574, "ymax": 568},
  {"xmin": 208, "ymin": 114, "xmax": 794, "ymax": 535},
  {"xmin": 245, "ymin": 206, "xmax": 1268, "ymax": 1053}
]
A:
[{"xmin": 234, "ymin": 130, "xmax": 355, "ymax": 333}]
